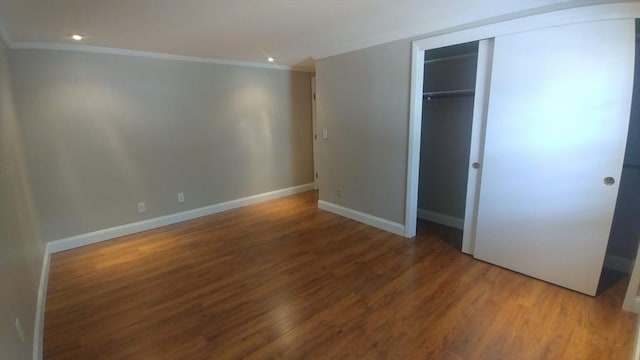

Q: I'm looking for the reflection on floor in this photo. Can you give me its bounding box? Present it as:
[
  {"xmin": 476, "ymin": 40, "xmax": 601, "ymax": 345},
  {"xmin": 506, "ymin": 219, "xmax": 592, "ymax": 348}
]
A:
[{"xmin": 45, "ymin": 191, "xmax": 637, "ymax": 359}]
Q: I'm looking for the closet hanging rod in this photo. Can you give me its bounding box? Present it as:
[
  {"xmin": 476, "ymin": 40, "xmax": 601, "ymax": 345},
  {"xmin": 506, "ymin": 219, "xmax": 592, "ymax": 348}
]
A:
[
  {"xmin": 424, "ymin": 52, "xmax": 477, "ymax": 64},
  {"xmin": 423, "ymin": 89, "xmax": 475, "ymax": 100},
  {"xmin": 623, "ymin": 163, "xmax": 640, "ymax": 170}
]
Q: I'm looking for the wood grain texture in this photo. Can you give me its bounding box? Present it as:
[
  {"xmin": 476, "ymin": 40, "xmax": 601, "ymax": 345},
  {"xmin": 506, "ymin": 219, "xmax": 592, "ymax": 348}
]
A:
[{"xmin": 44, "ymin": 191, "xmax": 637, "ymax": 359}]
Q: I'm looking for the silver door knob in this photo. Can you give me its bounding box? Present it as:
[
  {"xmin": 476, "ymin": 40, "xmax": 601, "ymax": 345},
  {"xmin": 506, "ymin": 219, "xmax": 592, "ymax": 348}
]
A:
[
  {"xmin": 604, "ymin": 177, "xmax": 615, "ymax": 186},
  {"xmin": 472, "ymin": 162, "xmax": 480, "ymax": 169}
]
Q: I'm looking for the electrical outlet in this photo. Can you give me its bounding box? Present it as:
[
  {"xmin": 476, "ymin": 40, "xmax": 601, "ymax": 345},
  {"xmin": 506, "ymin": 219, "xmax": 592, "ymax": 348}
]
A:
[
  {"xmin": 137, "ymin": 202, "xmax": 146, "ymax": 213},
  {"xmin": 336, "ymin": 189, "xmax": 342, "ymax": 198},
  {"xmin": 15, "ymin": 317, "xmax": 24, "ymax": 343},
  {"xmin": 177, "ymin": 192, "xmax": 185, "ymax": 203}
]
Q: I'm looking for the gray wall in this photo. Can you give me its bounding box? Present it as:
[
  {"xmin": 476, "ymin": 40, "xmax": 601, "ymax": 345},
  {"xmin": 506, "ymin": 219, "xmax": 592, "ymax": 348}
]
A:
[
  {"xmin": 315, "ymin": 39, "xmax": 410, "ymax": 224},
  {"xmin": 418, "ymin": 97, "xmax": 473, "ymax": 219},
  {"xmin": 9, "ymin": 49, "xmax": 313, "ymax": 242},
  {"xmin": 0, "ymin": 37, "xmax": 44, "ymax": 358}
]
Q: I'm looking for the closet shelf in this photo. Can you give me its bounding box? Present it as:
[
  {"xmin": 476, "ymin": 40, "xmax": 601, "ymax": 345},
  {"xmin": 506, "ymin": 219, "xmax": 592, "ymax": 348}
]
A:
[
  {"xmin": 423, "ymin": 89, "xmax": 475, "ymax": 100},
  {"xmin": 424, "ymin": 52, "xmax": 477, "ymax": 64}
]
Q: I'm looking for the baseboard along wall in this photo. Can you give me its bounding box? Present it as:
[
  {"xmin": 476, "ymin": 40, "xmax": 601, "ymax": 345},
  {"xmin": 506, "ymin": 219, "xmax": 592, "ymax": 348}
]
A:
[
  {"xmin": 33, "ymin": 184, "xmax": 637, "ymax": 358},
  {"xmin": 604, "ymin": 254, "xmax": 634, "ymax": 275},
  {"xmin": 33, "ymin": 183, "xmax": 314, "ymax": 359},
  {"xmin": 317, "ymin": 200, "xmax": 405, "ymax": 236},
  {"xmin": 416, "ymin": 208, "xmax": 464, "ymax": 230},
  {"xmin": 48, "ymin": 183, "xmax": 314, "ymax": 253}
]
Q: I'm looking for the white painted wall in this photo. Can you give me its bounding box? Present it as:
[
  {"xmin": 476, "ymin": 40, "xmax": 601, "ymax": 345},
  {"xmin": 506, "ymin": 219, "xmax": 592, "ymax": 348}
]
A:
[{"xmin": 0, "ymin": 36, "xmax": 44, "ymax": 359}]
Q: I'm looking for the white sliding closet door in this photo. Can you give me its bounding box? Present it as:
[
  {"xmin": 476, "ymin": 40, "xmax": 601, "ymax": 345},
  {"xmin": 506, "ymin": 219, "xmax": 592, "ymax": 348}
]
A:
[{"xmin": 474, "ymin": 19, "xmax": 635, "ymax": 296}]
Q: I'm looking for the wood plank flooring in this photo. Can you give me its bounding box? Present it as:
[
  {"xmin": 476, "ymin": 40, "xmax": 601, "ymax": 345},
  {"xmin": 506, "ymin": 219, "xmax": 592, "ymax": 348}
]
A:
[{"xmin": 44, "ymin": 191, "xmax": 637, "ymax": 359}]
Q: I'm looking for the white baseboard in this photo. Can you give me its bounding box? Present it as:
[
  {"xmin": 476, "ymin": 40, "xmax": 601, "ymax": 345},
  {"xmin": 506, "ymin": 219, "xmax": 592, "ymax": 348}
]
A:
[
  {"xmin": 416, "ymin": 209, "xmax": 464, "ymax": 230},
  {"xmin": 33, "ymin": 244, "xmax": 50, "ymax": 360},
  {"xmin": 604, "ymin": 254, "xmax": 634, "ymax": 274},
  {"xmin": 317, "ymin": 200, "xmax": 404, "ymax": 236},
  {"xmin": 33, "ymin": 183, "xmax": 313, "ymax": 359},
  {"xmin": 48, "ymin": 183, "xmax": 314, "ymax": 253}
]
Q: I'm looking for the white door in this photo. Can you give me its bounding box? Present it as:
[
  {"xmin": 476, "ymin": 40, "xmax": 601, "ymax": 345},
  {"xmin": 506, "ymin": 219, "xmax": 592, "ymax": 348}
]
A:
[{"xmin": 473, "ymin": 19, "xmax": 635, "ymax": 296}]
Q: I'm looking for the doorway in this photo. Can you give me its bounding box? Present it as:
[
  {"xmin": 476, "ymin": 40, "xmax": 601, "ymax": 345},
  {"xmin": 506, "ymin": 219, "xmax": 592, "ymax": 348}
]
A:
[
  {"xmin": 311, "ymin": 76, "xmax": 318, "ymax": 190},
  {"xmin": 416, "ymin": 41, "xmax": 479, "ymax": 249}
]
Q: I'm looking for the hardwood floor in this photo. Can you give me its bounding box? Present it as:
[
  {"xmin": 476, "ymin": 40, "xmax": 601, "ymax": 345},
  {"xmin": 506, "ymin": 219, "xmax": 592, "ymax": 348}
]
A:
[{"xmin": 44, "ymin": 191, "xmax": 637, "ymax": 359}]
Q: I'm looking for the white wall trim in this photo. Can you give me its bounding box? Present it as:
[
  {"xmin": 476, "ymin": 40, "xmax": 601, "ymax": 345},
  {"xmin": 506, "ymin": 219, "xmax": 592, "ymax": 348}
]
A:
[
  {"xmin": 48, "ymin": 183, "xmax": 314, "ymax": 253},
  {"xmin": 32, "ymin": 244, "xmax": 50, "ymax": 360},
  {"xmin": 417, "ymin": 209, "xmax": 464, "ymax": 230},
  {"xmin": 604, "ymin": 254, "xmax": 634, "ymax": 274},
  {"xmin": 8, "ymin": 41, "xmax": 313, "ymax": 72},
  {"xmin": 318, "ymin": 200, "xmax": 405, "ymax": 236},
  {"xmin": 403, "ymin": 41, "xmax": 424, "ymax": 239},
  {"xmin": 412, "ymin": 3, "xmax": 640, "ymax": 52}
]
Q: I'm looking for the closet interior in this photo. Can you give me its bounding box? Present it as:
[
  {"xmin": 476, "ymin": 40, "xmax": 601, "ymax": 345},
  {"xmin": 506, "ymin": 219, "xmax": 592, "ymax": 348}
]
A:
[
  {"xmin": 601, "ymin": 21, "xmax": 640, "ymax": 291},
  {"xmin": 417, "ymin": 41, "xmax": 478, "ymax": 248}
]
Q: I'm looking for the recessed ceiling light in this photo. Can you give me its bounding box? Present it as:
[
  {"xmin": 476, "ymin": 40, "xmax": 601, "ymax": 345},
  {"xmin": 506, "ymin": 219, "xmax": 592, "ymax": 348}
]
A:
[
  {"xmin": 71, "ymin": 34, "xmax": 83, "ymax": 41},
  {"xmin": 267, "ymin": 57, "xmax": 275, "ymax": 63}
]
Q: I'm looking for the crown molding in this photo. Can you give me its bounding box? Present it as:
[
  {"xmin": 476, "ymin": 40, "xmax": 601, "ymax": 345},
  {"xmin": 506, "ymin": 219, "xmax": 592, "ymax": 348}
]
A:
[{"xmin": 9, "ymin": 41, "xmax": 314, "ymax": 72}]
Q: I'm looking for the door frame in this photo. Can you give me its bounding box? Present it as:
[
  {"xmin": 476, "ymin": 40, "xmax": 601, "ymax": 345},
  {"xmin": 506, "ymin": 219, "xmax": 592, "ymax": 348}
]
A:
[
  {"xmin": 406, "ymin": 37, "xmax": 492, "ymax": 254},
  {"xmin": 404, "ymin": 3, "xmax": 640, "ymax": 249},
  {"xmin": 311, "ymin": 76, "xmax": 318, "ymax": 190}
]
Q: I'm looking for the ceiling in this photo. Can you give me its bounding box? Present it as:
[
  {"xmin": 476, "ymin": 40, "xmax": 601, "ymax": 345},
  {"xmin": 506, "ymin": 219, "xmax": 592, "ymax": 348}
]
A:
[{"xmin": 0, "ymin": 0, "xmax": 604, "ymax": 71}]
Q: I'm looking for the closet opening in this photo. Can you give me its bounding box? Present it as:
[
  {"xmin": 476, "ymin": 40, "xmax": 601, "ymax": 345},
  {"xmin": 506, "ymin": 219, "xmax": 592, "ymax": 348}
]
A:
[
  {"xmin": 416, "ymin": 41, "xmax": 479, "ymax": 250},
  {"xmin": 601, "ymin": 19, "xmax": 640, "ymax": 295},
  {"xmin": 408, "ymin": 14, "xmax": 635, "ymax": 298}
]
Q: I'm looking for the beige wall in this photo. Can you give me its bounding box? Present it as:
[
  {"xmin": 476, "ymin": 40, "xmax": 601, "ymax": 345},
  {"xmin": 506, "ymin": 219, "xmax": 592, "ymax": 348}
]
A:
[
  {"xmin": 315, "ymin": 39, "xmax": 410, "ymax": 224},
  {"xmin": 0, "ymin": 37, "xmax": 44, "ymax": 358},
  {"xmin": 9, "ymin": 49, "xmax": 313, "ymax": 242}
]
